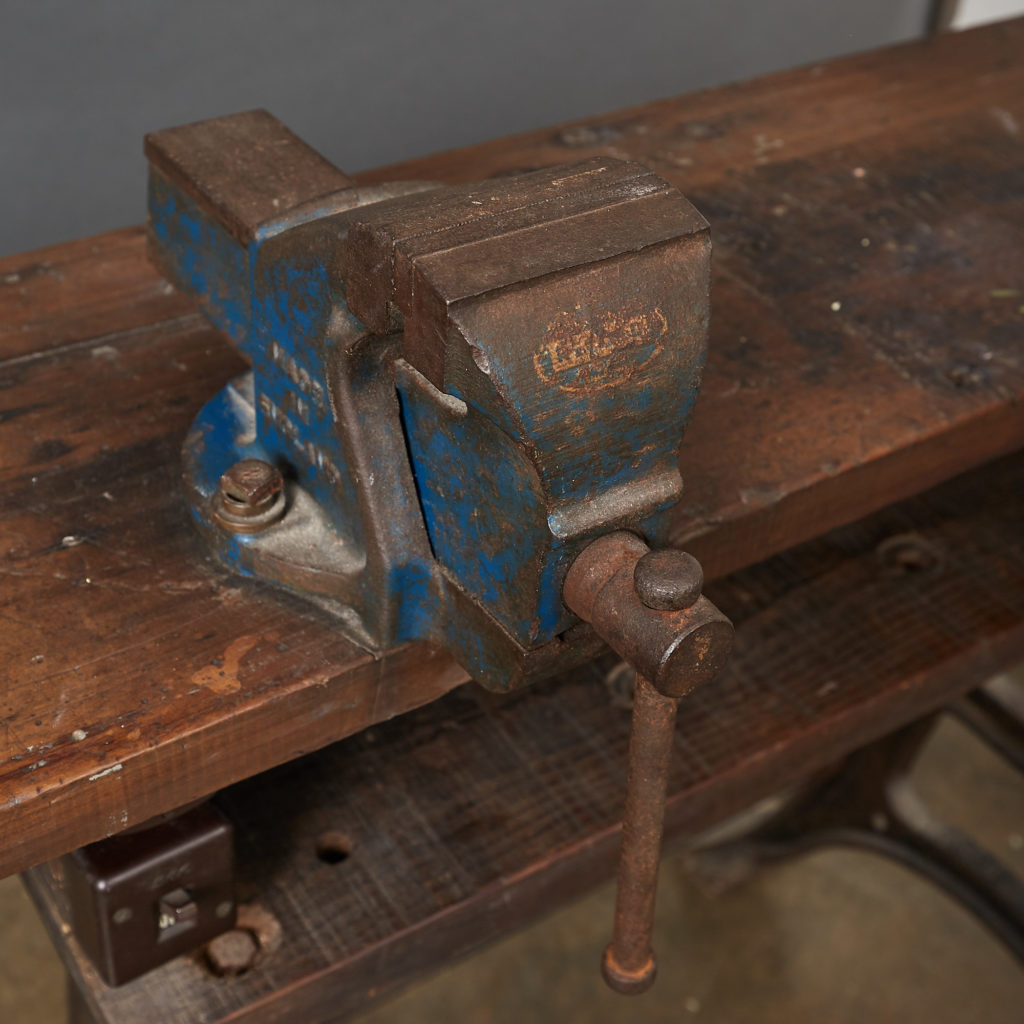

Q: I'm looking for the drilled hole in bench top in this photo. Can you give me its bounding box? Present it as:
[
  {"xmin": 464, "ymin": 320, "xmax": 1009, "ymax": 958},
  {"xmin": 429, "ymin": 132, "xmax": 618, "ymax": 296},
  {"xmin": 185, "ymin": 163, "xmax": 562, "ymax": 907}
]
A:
[
  {"xmin": 876, "ymin": 533, "xmax": 944, "ymax": 577},
  {"xmin": 316, "ymin": 831, "xmax": 353, "ymax": 865}
]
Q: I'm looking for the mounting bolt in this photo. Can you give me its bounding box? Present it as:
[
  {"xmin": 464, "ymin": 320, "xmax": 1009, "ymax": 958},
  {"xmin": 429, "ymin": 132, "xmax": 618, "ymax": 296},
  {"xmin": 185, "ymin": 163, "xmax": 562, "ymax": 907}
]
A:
[
  {"xmin": 214, "ymin": 459, "xmax": 286, "ymax": 534},
  {"xmin": 219, "ymin": 459, "xmax": 282, "ymax": 512},
  {"xmin": 633, "ymin": 550, "xmax": 703, "ymax": 611}
]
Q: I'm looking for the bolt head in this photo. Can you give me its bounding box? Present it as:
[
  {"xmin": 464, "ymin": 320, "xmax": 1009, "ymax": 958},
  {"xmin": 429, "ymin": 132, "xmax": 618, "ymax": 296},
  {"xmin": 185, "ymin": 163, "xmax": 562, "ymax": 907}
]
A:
[
  {"xmin": 219, "ymin": 459, "xmax": 282, "ymax": 510},
  {"xmin": 633, "ymin": 550, "xmax": 703, "ymax": 611}
]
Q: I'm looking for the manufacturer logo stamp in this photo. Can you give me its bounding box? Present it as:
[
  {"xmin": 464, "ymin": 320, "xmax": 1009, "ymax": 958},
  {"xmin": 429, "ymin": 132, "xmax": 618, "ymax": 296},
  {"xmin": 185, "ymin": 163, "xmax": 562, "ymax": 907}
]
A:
[{"xmin": 533, "ymin": 304, "xmax": 667, "ymax": 393}]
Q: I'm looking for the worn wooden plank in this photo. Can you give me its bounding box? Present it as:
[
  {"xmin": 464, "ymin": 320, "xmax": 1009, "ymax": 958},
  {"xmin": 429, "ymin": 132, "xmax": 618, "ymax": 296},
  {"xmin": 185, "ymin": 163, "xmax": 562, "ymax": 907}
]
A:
[
  {"xmin": 0, "ymin": 227, "xmax": 197, "ymax": 363},
  {"xmin": 25, "ymin": 450, "xmax": 1024, "ymax": 1024},
  {"xmin": 3, "ymin": 20, "xmax": 1024, "ymax": 877}
]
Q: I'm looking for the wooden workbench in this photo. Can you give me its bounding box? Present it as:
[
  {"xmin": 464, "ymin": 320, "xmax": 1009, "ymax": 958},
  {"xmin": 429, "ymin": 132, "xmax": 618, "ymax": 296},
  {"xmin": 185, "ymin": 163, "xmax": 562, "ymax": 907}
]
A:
[{"xmin": 2, "ymin": 19, "xmax": 1023, "ymax": 1007}]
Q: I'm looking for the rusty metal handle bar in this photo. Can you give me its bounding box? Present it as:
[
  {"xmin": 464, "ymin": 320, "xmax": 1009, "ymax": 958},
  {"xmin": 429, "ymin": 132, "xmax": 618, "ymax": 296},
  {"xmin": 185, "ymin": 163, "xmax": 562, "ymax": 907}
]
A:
[{"xmin": 564, "ymin": 532, "xmax": 734, "ymax": 994}]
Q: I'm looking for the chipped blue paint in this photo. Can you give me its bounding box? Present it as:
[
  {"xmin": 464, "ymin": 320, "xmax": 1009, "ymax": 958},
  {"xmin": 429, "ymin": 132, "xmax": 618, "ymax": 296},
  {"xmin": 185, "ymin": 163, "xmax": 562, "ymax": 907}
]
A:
[
  {"xmin": 148, "ymin": 176, "xmax": 252, "ymax": 344},
  {"xmin": 396, "ymin": 373, "xmax": 566, "ymax": 639},
  {"xmin": 388, "ymin": 560, "xmax": 435, "ymax": 642},
  {"xmin": 153, "ymin": 167, "xmax": 453, "ymax": 661}
]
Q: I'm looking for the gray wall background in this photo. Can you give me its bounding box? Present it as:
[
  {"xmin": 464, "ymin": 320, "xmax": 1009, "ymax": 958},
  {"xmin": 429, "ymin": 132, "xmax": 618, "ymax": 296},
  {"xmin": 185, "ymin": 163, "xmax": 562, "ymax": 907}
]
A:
[{"xmin": 1, "ymin": 0, "xmax": 932, "ymax": 257}]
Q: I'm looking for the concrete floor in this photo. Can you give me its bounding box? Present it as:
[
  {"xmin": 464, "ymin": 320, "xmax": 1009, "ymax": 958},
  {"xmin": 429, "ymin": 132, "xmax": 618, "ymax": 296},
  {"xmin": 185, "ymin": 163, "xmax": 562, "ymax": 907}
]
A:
[{"xmin": 3, "ymin": 687, "xmax": 1022, "ymax": 1023}]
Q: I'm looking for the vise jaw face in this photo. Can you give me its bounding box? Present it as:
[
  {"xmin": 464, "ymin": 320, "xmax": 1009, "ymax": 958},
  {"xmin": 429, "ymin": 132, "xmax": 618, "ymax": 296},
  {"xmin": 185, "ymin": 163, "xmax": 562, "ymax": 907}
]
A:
[{"xmin": 145, "ymin": 109, "xmax": 711, "ymax": 690}]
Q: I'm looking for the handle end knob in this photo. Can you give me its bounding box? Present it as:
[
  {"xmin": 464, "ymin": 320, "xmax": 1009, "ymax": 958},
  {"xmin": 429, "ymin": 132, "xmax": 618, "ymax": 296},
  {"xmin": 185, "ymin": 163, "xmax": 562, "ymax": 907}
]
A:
[{"xmin": 602, "ymin": 943, "xmax": 657, "ymax": 995}]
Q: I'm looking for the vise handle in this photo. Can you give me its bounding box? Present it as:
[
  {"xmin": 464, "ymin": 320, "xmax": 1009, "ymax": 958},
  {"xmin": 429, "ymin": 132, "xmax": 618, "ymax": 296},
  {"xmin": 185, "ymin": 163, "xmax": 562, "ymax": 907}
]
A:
[{"xmin": 565, "ymin": 532, "xmax": 734, "ymax": 994}]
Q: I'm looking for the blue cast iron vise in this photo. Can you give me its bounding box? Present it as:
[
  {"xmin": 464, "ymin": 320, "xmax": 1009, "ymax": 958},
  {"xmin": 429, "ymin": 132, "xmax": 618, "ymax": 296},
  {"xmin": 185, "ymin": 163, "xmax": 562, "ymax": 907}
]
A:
[
  {"xmin": 146, "ymin": 110, "xmax": 733, "ymax": 992},
  {"xmin": 145, "ymin": 109, "xmax": 718, "ymax": 691}
]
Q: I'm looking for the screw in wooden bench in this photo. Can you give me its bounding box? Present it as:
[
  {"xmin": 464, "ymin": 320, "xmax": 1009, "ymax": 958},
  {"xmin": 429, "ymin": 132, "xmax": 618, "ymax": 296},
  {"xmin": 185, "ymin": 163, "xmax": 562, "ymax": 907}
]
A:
[
  {"xmin": 602, "ymin": 551, "xmax": 702, "ymax": 995},
  {"xmin": 214, "ymin": 458, "xmax": 286, "ymax": 534}
]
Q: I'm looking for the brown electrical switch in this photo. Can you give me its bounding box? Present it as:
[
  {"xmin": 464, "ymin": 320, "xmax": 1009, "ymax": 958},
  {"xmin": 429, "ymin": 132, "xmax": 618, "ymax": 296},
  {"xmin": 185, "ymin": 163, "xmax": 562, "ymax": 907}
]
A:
[{"xmin": 62, "ymin": 803, "xmax": 236, "ymax": 985}]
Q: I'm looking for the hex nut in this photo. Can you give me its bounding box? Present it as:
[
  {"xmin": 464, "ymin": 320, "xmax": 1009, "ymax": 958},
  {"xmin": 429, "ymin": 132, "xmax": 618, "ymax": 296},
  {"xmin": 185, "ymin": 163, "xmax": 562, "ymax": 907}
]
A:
[
  {"xmin": 219, "ymin": 459, "xmax": 282, "ymax": 512},
  {"xmin": 205, "ymin": 928, "xmax": 259, "ymax": 976},
  {"xmin": 214, "ymin": 459, "xmax": 286, "ymax": 534}
]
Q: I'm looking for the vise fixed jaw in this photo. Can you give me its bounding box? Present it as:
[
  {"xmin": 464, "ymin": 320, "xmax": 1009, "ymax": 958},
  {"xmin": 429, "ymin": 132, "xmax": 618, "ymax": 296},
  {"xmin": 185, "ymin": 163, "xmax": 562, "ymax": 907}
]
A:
[{"xmin": 146, "ymin": 109, "xmax": 714, "ymax": 691}]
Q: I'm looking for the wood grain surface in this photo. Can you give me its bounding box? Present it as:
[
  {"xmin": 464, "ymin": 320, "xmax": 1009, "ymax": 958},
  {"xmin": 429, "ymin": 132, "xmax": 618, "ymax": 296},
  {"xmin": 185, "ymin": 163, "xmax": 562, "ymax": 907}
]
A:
[
  {"xmin": 26, "ymin": 450, "xmax": 1024, "ymax": 1024},
  {"xmin": 2, "ymin": 19, "xmax": 1024, "ymax": 878}
]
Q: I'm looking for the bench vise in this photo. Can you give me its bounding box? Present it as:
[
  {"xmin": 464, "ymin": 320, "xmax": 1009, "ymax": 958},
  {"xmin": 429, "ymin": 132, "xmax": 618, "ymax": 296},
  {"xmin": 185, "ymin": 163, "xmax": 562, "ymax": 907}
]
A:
[{"xmin": 145, "ymin": 109, "xmax": 733, "ymax": 992}]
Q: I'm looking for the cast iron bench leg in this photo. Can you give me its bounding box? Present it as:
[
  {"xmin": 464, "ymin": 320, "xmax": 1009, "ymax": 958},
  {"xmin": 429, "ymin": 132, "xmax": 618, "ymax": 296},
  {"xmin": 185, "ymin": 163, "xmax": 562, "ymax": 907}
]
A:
[
  {"xmin": 67, "ymin": 978, "xmax": 99, "ymax": 1024},
  {"xmin": 691, "ymin": 712, "xmax": 1024, "ymax": 962},
  {"xmin": 951, "ymin": 677, "xmax": 1024, "ymax": 776}
]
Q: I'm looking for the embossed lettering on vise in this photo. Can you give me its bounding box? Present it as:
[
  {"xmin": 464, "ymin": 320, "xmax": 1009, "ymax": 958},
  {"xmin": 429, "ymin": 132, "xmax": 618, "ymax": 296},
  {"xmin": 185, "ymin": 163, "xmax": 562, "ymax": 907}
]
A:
[
  {"xmin": 260, "ymin": 340, "xmax": 344, "ymax": 482},
  {"xmin": 268, "ymin": 341, "xmax": 329, "ymax": 415},
  {"xmin": 257, "ymin": 393, "xmax": 345, "ymax": 487},
  {"xmin": 533, "ymin": 304, "xmax": 667, "ymax": 394}
]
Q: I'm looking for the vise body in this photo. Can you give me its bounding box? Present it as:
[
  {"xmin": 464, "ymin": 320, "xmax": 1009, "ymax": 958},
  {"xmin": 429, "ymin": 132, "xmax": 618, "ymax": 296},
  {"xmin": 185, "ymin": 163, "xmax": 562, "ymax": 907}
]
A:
[
  {"xmin": 145, "ymin": 110, "xmax": 713, "ymax": 691},
  {"xmin": 146, "ymin": 109, "xmax": 734, "ymax": 994}
]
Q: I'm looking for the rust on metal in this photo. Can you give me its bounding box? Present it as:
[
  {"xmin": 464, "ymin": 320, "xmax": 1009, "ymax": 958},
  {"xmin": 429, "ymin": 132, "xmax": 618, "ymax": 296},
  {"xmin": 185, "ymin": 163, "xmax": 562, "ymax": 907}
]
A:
[
  {"xmin": 602, "ymin": 673, "xmax": 678, "ymax": 995},
  {"xmin": 148, "ymin": 111, "xmax": 713, "ymax": 690},
  {"xmin": 219, "ymin": 459, "xmax": 283, "ymax": 510},
  {"xmin": 203, "ymin": 901, "xmax": 283, "ymax": 977},
  {"xmin": 214, "ymin": 458, "xmax": 286, "ymax": 534},
  {"xmin": 205, "ymin": 929, "xmax": 260, "ymax": 977},
  {"xmin": 144, "ymin": 109, "xmax": 353, "ymax": 245},
  {"xmin": 564, "ymin": 532, "xmax": 733, "ymax": 699},
  {"xmin": 564, "ymin": 531, "xmax": 734, "ymax": 993},
  {"xmin": 147, "ymin": 109, "xmax": 719, "ymax": 995},
  {"xmin": 634, "ymin": 549, "xmax": 704, "ymax": 611}
]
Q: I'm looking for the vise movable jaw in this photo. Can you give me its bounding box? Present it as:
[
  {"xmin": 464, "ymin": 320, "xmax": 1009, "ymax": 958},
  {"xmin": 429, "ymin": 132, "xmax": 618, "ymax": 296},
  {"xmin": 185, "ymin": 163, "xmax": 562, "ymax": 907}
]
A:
[{"xmin": 145, "ymin": 110, "xmax": 715, "ymax": 691}]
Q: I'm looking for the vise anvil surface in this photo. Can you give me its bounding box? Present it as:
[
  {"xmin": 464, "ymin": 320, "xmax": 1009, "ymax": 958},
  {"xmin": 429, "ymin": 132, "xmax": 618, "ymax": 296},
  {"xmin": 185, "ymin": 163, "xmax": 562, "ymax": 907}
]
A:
[{"xmin": 145, "ymin": 109, "xmax": 713, "ymax": 691}]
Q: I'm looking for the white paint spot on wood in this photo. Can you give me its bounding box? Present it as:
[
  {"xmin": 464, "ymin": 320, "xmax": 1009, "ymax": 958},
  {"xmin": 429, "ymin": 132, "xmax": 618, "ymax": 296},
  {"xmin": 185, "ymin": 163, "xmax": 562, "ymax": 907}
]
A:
[{"xmin": 991, "ymin": 107, "xmax": 1019, "ymax": 136}]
